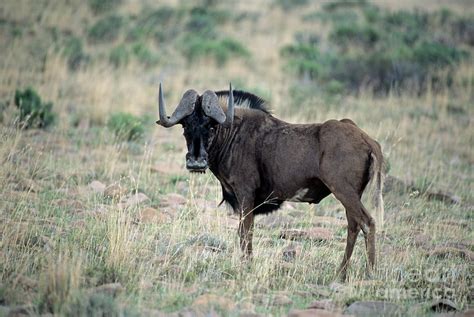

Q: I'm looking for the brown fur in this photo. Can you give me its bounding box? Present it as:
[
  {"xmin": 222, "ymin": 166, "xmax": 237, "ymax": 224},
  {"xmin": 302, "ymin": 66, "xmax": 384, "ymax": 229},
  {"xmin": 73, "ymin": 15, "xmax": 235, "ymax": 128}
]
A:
[
  {"xmin": 208, "ymin": 108, "xmax": 384, "ymax": 279},
  {"xmin": 158, "ymin": 89, "xmax": 385, "ymax": 280}
]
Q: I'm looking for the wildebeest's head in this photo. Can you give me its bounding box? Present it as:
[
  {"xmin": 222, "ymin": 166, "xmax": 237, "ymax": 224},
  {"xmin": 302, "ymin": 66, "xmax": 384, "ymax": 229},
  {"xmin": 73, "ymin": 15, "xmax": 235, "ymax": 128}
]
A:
[{"xmin": 156, "ymin": 83, "xmax": 234, "ymax": 173}]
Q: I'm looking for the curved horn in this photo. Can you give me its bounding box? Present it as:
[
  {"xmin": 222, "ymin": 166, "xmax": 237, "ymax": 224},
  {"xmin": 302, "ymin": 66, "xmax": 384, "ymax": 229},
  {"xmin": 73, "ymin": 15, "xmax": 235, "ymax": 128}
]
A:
[
  {"xmin": 157, "ymin": 83, "xmax": 197, "ymax": 127},
  {"xmin": 223, "ymin": 82, "xmax": 234, "ymax": 127},
  {"xmin": 202, "ymin": 90, "xmax": 226, "ymax": 124}
]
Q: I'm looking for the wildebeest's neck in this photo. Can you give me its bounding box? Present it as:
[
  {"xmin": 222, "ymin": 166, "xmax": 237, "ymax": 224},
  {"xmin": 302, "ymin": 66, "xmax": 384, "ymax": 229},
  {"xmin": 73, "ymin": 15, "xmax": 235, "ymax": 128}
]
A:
[{"xmin": 207, "ymin": 108, "xmax": 273, "ymax": 175}]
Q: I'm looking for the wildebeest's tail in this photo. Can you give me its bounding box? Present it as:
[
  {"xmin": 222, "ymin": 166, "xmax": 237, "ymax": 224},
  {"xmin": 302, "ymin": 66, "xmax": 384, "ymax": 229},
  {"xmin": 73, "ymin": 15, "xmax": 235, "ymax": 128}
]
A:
[{"xmin": 367, "ymin": 141, "xmax": 385, "ymax": 229}]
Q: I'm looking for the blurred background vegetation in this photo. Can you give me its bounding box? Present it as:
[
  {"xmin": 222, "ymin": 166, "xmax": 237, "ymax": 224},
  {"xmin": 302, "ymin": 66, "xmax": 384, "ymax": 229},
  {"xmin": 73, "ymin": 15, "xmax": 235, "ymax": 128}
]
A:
[
  {"xmin": 0, "ymin": 0, "xmax": 473, "ymax": 316},
  {"xmin": 1, "ymin": 0, "xmax": 472, "ymax": 127}
]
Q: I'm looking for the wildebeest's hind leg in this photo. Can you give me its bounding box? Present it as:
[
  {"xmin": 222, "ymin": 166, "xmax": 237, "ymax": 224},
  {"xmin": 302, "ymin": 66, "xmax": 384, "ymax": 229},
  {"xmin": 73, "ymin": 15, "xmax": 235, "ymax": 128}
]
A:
[
  {"xmin": 337, "ymin": 215, "xmax": 360, "ymax": 281},
  {"xmin": 327, "ymin": 188, "xmax": 376, "ymax": 279}
]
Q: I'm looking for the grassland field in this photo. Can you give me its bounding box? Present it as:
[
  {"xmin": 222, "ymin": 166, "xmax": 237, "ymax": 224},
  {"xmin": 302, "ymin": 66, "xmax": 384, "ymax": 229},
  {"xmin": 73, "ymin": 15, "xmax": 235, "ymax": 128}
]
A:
[{"xmin": 0, "ymin": 0, "xmax": 473, "ymax": 316}]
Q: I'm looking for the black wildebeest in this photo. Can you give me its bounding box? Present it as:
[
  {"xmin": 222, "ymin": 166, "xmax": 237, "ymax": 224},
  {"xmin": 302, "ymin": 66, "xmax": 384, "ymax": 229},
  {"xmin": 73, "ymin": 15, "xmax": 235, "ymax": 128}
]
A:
[{"xmin": 156, "ymin": 83, "xmax": 384, "ymax": 279}]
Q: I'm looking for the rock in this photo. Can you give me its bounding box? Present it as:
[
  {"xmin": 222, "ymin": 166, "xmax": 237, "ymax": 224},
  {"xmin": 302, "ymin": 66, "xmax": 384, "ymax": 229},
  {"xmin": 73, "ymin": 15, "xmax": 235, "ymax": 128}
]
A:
[
  {"xmin": 192, "ymin": 198, "xmax": 216, "ymax": 213},
  {"xmin": 426, "ymin": 191, "xmax": 461, "ymax": 205},
  {"xmin": 90, "ymin": 283, "xmax": 124, "ymax": 297},
  {"xmin": 350, "ymin": 280, "xmax": 384, "ymax": 287},
  {"xmin": 254, "ymin": 293, "xmax": 292, "ymax": 307},
  {"xmin": 53, "ymin": 199, "xmax": 84, "ymax": 211},
  {"xmin": 88, "ymin": 180, "xmax": 106, "ymax": 194},
  {"xmin": 272, "ymin": 294, "xmax": 293, "ymax": 306},
  {"xmin": 282, "ymin": 244, "xmax": 302, "ymax": 261},
  {"xmin": 160, "ymin": 193, "xmax": 187, "ymax": 207},
  {"xmin": 428, "ymin": 247, "xmax": 474, "ymax": 261},
  {"xmin": 288, "ymin": 309, "xmax": 347, "ymax": 317},
  {"xmin": 192, "ymin": 294, "xmax": 235, "ymax": 311},
  {"xmin": 138, "ymin": 207, "xmax": 169, "ymax": 224},
  {"xmin": 280, "ymin": 228, "xmax": 333, "ymax": 242},
  {"xmin": 16, "ymin": 275, "xmax": 38, "ymax": 290},
  {"xmin": 104, "ymin": 184, "xmax": 127, "ymax": 199},
  {"xmin": 308, "ymin": 299, "xmax": 336, "ymax": 311},
  {"xmin": 307, "ymin": 284, "xmax": 332, "ymax": 298},
  {"xmin": 17, "ymin": 178, "xmax": 41, "ymax": 193},
  {"xmin": 257, "ymin": 214, "xmax": 295, "ymax": 229},
  {"xmin": 5, "ymin": 305, "xmax": 33, "ymax": 316},
  {"xmin": 429, "ymin": 299, "xmax": 459, "ymax": 312},
  {"xmin": 344, "ymin": 301, "xmax": 402, "ymax": 316},
  {"xmin": 123, "ymin": 193, "xmax": 150, "ymax": 208},
  {"xmin": 413, "ymin": 233, "xmax": 432, "ymax": 249},
  {"xmin": 141, "ymin": 309, "xmax": 178, "ymax": 317},
  {"xmin": 312, "ymin": 216, "xmax": 347, "ymax": 228},
  {"xmin": 329, "ymin": 282, "xmax": 348, "ymax": 294}
]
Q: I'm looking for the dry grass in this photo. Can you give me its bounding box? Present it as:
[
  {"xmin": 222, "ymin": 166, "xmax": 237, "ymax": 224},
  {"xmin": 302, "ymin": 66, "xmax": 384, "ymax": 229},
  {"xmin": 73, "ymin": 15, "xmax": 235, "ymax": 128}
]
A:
[{"xmin": 0, "ymin": 0, "xmax": 472, "ymax": 316}]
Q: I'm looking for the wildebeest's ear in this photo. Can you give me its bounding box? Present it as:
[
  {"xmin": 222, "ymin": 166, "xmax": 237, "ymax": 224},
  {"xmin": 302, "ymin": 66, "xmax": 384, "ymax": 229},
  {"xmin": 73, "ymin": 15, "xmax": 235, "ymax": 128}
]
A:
[{"xmin": 202, "ymin": 90, "xmax": 226, "ymax": 124}]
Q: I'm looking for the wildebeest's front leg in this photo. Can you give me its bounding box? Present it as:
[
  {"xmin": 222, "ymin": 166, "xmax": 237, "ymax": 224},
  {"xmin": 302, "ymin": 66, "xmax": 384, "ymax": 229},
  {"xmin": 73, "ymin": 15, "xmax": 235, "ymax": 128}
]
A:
[{"xmin": 238, "ymin": 209, "xmax": 254, "ymax": 258}]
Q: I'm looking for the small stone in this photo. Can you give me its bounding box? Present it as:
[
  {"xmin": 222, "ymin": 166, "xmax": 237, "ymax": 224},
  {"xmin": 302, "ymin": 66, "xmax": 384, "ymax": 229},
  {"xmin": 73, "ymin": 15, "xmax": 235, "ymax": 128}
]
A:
[
  {"xmin": 123, "ymin": 193, "xmax": 150, "ymax": 208},
  {"xmin": 138, "ymin": 207, "xmax": 169, "ymax": 224},
  {"xmin": 282, "ymin": 244, "xmax": 302, "ymax": 261},
  {"xmin": 192, "ymin": 294, "xmax": 235, "ymax": 311},
  {"xmin": 90, "ymin": 283, "xmax": 124, "ymax": 297},
  {"xmin": 429, "ymin": 299, "xmax": 459, "ymax": 312},
  {"xmin": 428, "ymin": 247, "xmax": 474, "ymax": 261},
  {"xmin": 280, "ymin": 228, "xmax": 333, "ymax": 242},
  {"xmin": 288, "ymin": 309, "xmax": 347, "ymax": 317},
  {"xmin": 312, "ymin": 216, "xmax": 347, "ymax": 228},
  {"xmin": 53, "ymin": 199, "xmax": 84, "ymax": 211},
  {"xmin": 271, "ymin": 294, "xmax": 293, "ymax": 306},
  {"xmin": 88, "ymin": 180, "xmax": 106, "ymax": 194},
  {"xmin": 104, "ymin": 184, "xmax": 127, "ymax": 199},
  {"xmin": 5, "ymin": 305, "xmax": 33, "ymax": 316},
  {"xmin": 344, "ymin": 301, "xmax": 402, "ymax": 316},
  {"xmin": 307, "ymin": 299, "xmax": 336, "ymax": 311},
  {"xmin": 257, "ymin": 214, "xmax": 295, "ymax": 229},
  {"xmin": 160, "ymin": 193, "xmax": 187, "ymax": 207}
]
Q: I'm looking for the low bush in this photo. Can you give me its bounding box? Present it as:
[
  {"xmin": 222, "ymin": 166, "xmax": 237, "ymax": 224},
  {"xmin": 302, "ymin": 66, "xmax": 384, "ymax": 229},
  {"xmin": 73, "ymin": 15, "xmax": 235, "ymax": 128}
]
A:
[
  {"xmin": 274, "ymin": 0, "xmax": 309, "ymax": 10},
  {"xmin": 88, "ymin": 0, "xmax": 122, "ymax": 14},
  {"xmin": 281, "ymin": 4, "xmax": 470, "ymax": 94},
  {"xmin": 131, "ymin": 42, "xmax": 159, "ymax": 66},
  {"xmin": 62, "ymin": 36, "xmax": 88, "ymax": 70},
  {"xmin": 14, "ymin": 88, "xmax": 56, "ymax": 129},
  {"xmin": 109, "ymin": 45, "xmax": 129, "ymax": 67},
  {"xmin": 127, "ymin": 6, "xmax": 178, "ymax": 42},
  {"xmin": 181, "ymin": 35, "xmax": 249, "ymax": 65},
  {"xmin": 107, "ymin": 112, "xmax": 145, "ymax": 142},
  {"xmin": 88, "ymin": 15, "xmax": 124, "ymax": 43}
]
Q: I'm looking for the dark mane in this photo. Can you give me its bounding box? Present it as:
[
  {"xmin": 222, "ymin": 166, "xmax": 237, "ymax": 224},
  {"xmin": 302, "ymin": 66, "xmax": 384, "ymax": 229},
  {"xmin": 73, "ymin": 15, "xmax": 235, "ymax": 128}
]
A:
[{"xmin": 215, "ymin": 90, "xmax": 270, "ymax": 114}]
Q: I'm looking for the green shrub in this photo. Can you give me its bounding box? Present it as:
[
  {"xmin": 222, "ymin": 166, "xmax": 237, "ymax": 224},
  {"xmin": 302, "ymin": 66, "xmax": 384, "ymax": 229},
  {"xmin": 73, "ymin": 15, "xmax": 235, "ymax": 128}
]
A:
[
  {"xmin": 274, "ymin": 0, "xmax": 309, "ymax": 10},
  {"xmin": 88, "ymin": 15, "xmax": 124, "ymax": 43},
  {"xmin": 107, "ymin": 112, "xmax": 145, "ymax": 142},
  {"xmin": 412, "ymin": 41, "xmax": 467, "ymax": 67},
  {"xmin": 186, "ymin": 6, "xmax": 230, "ymax": 36},
  {"xmin": 109, "ymin": 45, "xmax": 129, "ymax": 67},
  {"xmin": 62, "ymin": 36, "xmax": 88, "ymax": 70},
  {"xmin": 127, "ymin": 6, "xmax": 178, "ymax": 42},
  {"xmin": 282, "ymin": 4, "xmax": 470, "ymax": 95},
  {"xmin": 181, "ymin": 35, "xmax": 249, "ymax": 65},
  {"xmin": 330, "ymin": 23, "xmax": 380, "ymax": 47},
  {"xmin": 131, "ymin": 42, "xmax": 159, "ymax": 66},
  {"xmin": 14, "ymin": 88, "xmax": 56, "ymax": 129},
  {"xmin": 88, "ymin": 0, "xmax": 122, "ymax": 14},
  {"xmin": 322, "ymin": 0, "xmax": 368, "ymax": 12}
]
